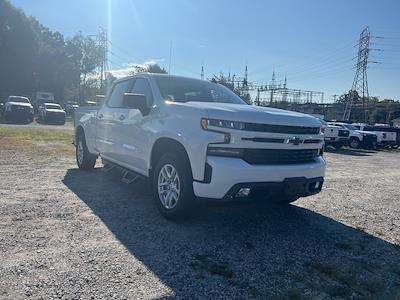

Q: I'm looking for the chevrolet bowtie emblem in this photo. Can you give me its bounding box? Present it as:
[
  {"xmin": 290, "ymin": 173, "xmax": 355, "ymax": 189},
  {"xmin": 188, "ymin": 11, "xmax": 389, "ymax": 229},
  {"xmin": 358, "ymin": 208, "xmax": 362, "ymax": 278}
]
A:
[{"xmin": 287, "ymin": 137, "xmax": 304, "ymax": 145}]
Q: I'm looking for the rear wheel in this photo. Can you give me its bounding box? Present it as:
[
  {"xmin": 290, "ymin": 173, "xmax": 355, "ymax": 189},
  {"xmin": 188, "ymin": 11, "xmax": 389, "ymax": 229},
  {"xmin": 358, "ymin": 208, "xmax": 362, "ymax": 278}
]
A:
[
  {"xmin": 152, "ymin": 153, "xmax": 195, "ymax": 220},
  {"xmin": 76, "ymin": 132, "xmax": 97, "ymax": 170}
]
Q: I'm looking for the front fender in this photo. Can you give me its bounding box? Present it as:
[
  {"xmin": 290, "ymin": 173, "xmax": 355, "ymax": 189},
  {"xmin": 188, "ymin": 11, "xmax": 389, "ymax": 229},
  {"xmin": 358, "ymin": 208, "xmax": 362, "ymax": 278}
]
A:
[{"xmin": 148, "ymin": 116, "xmax": 225, "ymax": 181}]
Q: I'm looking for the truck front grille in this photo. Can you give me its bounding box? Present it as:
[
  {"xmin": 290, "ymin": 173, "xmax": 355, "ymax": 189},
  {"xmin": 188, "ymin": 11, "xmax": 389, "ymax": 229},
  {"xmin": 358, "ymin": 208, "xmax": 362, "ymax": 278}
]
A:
[
  {"xmin": 242, "ymin": 148, "xmax": 320, "ymax": 165},
  {"xmin": 243, "ymin": 123, "xmax": 320, "ymax": 134}
]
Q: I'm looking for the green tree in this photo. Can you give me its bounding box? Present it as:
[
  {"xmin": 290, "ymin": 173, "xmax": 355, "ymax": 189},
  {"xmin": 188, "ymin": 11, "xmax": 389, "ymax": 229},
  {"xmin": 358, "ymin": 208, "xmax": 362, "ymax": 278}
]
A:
[
  {"xmin": 0, "ymin": 0, "xmax": 37, "ymax": 99},
  {"xmin": 147, "ymin": 63, "xmax": 167, "ymax": 74},
  {"xmin": 66, "ymin": 33, "xmax": 102, "ymax": 103}
]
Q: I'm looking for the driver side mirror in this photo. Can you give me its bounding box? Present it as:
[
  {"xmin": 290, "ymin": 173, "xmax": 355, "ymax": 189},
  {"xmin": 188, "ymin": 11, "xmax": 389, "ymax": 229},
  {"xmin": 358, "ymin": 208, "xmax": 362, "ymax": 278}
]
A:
[{"xmin": 122, "ymin": 93, "xmax": 149, "ymax": 115}]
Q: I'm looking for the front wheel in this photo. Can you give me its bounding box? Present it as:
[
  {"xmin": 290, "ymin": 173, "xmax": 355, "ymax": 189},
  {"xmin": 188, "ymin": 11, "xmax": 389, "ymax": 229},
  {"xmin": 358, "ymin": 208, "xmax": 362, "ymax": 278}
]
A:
[
  {"xmin": 76, "ymin": 132, "xmax": 97, "ymax": 170},
  {"xmin": 349, "ymin": 138, "xmax": 360, "ymax": 149},
  {"xmin": 152, "ymin": 153, "xmax": 195, "ymax": 220}
]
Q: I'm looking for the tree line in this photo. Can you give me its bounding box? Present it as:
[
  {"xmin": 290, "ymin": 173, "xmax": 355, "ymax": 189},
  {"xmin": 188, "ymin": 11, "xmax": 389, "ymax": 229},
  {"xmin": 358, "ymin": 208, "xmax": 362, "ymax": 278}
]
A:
[
  {"xmin": 0, "ymin": 0, "xmax": 169, "ymax": 105},
  {"xmin": 0, "ymin": 0, "xmax": 110, "ymax": 104}
]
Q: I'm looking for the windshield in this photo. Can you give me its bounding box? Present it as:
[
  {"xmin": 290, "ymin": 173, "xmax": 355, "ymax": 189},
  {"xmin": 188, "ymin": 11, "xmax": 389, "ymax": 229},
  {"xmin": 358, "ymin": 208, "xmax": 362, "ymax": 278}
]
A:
[
  {"xmin": 344, "ymin": 124, "xmax": 357, "ymax": 130},
  {"xmin": 9, "ymin": 96, "xmax": 29, "ymax": 103},
  {"xmin": 154, "ymin": 77, "xmax": 247, "ymax": 104},
  {"xmin": 46, "ymin": 104, "xmax": 61, "ymax": 109}
]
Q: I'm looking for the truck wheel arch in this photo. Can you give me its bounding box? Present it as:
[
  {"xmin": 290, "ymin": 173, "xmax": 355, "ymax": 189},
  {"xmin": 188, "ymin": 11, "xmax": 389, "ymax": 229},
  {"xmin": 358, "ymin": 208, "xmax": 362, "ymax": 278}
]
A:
[
  {"xmin": 76, "ymin": 125, "xmax": 85, "ymax": 140},
  {"xmin": 150, "ymin": 138, "xmax": 192, "ymax": 179}
]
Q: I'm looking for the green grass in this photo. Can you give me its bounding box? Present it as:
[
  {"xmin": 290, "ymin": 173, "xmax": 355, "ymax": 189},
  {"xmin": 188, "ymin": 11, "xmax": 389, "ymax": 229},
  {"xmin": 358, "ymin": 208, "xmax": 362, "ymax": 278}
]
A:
[{"xmin": 0, "ymin": 127, "xmax": 74, "ymax": 158}]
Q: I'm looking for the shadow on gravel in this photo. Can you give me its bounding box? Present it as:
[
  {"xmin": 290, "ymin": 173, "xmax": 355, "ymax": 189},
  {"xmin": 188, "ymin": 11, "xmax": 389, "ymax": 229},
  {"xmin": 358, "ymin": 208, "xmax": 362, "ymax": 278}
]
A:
[
  {"xmin": 324, "ymin": 147, "xmax": 376, "ymax": 157},
  {"xmin": 63, "ymin": 168, "xmax": 400, "ymax": 299}
]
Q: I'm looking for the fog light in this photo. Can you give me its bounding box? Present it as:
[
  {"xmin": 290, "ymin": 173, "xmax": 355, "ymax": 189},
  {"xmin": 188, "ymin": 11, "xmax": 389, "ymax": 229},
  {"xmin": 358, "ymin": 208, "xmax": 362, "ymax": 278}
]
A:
[{"xmin": 236, "ymin": 188, "xmax": 251, "ymax": 198}]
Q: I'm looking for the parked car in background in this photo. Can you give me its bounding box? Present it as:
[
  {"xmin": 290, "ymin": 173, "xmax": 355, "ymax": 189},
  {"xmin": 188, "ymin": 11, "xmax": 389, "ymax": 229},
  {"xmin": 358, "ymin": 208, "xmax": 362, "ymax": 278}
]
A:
[
  {"xmin": 353, "ymin": 123, "xmax": 397, "ymax": 148},
  {"xmin": 328, "ymin": 122, "xmax": 377, "ymax": 149},
  {"xmin": 33, "ymin": 92, "xmax": 55, "ymax": 113},
  {"xmin": 74, "ymin": 74, "xmax": 326, "ymax": 219},
  {"xmin": 82, "ymin": 100, "xmax": 98, "ymax": 107},
  {"xmin": 38, "ymin": 103, "xmax": 66, "ymax": 124},
  {"xmin": 65, "ymin": 102, "xmax": 79, "ymax": 116},
  {"xmin": 3, "ymin": 96, "xmax": 34, "ymax": 123},
  {"xmin": 322, "ymin": 122, "xmax": 350, "ymax": 148}
]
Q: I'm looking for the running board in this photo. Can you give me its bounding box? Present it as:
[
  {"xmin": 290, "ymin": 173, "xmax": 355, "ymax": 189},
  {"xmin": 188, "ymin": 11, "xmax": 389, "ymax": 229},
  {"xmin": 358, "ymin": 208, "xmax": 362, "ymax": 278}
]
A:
[
  {"xmin": 102, "ymin": 163, "xmax": 115, "ymax": 173},
  {"xmin": 121, "ymin": 171, "xmax": 139, "ymax": 184},
  {"xmin": 101, "ymin": 158, "xmax": 144, "ymax": 184}
]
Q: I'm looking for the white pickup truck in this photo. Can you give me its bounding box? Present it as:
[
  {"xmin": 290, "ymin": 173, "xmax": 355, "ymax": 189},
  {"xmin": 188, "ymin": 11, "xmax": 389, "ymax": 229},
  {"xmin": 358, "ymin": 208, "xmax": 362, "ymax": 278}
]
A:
[
  {"xmin": 352, "ymin": 123, "xmax": 397, "ymax": 147},
  {"xmin": 321, "ymin": 122, "xmax": 350, "ymax": 148},
  {"xmin": 328, "ymin": 122, "xmax": 377, "ymax": 149},
  {"xmin": 74, "ymin": 74, "xmax": 326, "ymax": 219}
]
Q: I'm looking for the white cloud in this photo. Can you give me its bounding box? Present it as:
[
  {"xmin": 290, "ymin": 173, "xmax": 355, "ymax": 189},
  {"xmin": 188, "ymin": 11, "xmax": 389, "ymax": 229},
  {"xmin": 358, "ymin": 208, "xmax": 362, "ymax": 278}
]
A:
[{"xmin": 109, "ymin": 59, "xmax": 165, "ymax": 78}]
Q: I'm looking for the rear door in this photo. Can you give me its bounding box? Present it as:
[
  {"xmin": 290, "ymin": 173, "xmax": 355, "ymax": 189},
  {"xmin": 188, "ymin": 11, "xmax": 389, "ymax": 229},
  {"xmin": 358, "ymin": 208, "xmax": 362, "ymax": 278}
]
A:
[
  {"xmin": 96, "ymin": 79, "xmax": 132, "ymax": 161},
  {"xmin": 117, "ymin": 77, "xmax": 154, "ymax": 174}
]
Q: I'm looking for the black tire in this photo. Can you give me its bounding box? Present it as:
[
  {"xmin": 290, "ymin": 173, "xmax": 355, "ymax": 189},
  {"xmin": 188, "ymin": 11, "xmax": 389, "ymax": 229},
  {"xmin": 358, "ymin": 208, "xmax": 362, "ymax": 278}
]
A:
[
  {"xmin": 152, "ymin": 152, "xmax": 195, "ymax": 220},
  {"xmin": 349, "ymin": 138, "xmax": 360, "ymax": 149},
  {"xmin": 76, "ymin": 132, "xmax": 97, "ymax": 170}
]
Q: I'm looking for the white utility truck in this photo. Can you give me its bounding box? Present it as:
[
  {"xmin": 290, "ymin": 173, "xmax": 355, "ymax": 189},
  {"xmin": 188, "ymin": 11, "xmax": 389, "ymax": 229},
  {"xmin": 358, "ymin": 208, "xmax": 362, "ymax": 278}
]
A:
[
  {"xmin": 328, "ymin": 122, "xmax": 377, "ymax": 149},
  {"xmin": 353, "ymin": 123, "xmax": 397, "ymax": 148}
]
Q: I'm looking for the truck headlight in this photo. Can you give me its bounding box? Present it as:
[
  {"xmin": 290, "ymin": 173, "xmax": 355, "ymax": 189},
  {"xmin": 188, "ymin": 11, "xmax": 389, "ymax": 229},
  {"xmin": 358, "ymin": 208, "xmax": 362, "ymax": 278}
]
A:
[{"xmin": 201, "ymin": 118, "xmax": 245, "ymax": 130}]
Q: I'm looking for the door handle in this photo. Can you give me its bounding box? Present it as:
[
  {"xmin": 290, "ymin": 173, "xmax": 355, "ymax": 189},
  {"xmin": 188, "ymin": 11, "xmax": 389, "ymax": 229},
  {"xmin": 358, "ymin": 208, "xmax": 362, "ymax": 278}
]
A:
[
  {"xmin": 98, "ymin": 113, "xmax": 104, "ymax": 119},
  {"xmin": 119, "ymin": 115, "xmax": 125, "ymax": 121}
]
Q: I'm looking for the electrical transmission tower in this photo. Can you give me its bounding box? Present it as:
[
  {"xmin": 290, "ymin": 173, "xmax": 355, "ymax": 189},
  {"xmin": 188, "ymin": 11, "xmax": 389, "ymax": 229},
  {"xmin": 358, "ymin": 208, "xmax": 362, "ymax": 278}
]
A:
[
  {"xmin": 98, "ymin": 27, "xmax": 108, "ymax": 92},
  {"xmin": 343, "ymin": 27, "xmax": 371, "ymax": 121}
]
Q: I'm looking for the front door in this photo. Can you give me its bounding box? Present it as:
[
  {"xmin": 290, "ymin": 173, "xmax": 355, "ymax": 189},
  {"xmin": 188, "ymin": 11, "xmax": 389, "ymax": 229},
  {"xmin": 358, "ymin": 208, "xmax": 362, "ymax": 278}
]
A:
[
  {"xmin": 118, "ymin": 77, "xmax": 154, "ymax": 174},
  {"xmin": 96, "ymin": 79, "xmax": 132, "ymax": 161}
]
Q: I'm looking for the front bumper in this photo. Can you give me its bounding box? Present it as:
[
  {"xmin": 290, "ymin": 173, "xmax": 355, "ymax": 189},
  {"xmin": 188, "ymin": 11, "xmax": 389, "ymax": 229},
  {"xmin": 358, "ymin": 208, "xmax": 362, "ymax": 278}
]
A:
[
  {"xmin": 6, "ymin": 109, "xmax": 33, "ymax": 120},
  {"xmin": 44, "ymin": 113, "xmax": 66, "ymax": 122},
  {"xmin": 193, "ymin": 156, "xmax": 326, "ymax": 199}
]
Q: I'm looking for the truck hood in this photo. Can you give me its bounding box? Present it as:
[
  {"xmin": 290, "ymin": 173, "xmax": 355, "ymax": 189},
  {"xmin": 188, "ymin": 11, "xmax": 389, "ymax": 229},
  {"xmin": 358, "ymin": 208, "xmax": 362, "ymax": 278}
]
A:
[
  {"xmin": 181, "ymin": 102, "xmax": 321, "ymax": 127},
  {"xmin": 7, "ymin": 102, "xmax": 33, "ymax": 108}
]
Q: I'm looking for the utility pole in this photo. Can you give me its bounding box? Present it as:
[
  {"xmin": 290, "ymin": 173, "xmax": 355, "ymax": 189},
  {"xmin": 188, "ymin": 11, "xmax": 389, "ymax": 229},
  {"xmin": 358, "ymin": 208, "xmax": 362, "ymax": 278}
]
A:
[
  {"xmin": 244, "ymin": 65, "xmax": 248, "ymax": 86},
  {"xmin": 201, "ymin": 65, "xmax": 204, "ymax": 80},
  {"xmin": 343, "ymin": 27, "xmax": 375, "ymax": 121},
  {"xmin": 282, "ymin": 75, "xmax": 288, "ymax": 102},
  {"xmin": 270, "ymin": 68, "xmax": 275, "ymax": 104}
]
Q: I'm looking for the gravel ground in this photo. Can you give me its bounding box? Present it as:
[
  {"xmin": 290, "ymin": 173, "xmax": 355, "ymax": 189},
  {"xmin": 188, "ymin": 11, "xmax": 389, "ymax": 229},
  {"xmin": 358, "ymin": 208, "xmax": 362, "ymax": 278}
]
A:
[{"xmin": 0, "ymin": 148, "xmax": 399, "ymax": 299}]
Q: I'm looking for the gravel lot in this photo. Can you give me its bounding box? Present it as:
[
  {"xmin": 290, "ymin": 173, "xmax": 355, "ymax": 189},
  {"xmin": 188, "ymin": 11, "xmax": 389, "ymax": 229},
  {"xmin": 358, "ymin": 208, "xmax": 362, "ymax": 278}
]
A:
[{"xmin": 0, "ymin": 146, "xmax": 399, "ymax": 299}]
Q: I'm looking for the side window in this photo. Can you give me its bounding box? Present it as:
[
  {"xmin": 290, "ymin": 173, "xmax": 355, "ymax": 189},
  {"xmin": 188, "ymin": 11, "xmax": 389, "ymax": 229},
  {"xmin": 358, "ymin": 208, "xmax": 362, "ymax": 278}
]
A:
[
  {"xmin": 130, "ymin": 78, "xmax": 153, "ymax": 105},
  {"xmin": 107, "ymin": 80, "xmax": 131, "ymax": 108}
]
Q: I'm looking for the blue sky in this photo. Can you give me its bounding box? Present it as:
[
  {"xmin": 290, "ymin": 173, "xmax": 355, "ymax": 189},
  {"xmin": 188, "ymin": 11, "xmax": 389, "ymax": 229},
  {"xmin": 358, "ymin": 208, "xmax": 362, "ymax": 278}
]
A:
[{"xmin": 10, "ymin": 0, "xmax": 400, "ymax": 101}]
